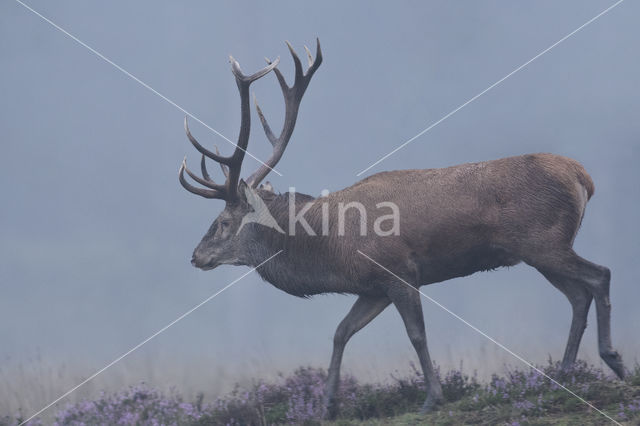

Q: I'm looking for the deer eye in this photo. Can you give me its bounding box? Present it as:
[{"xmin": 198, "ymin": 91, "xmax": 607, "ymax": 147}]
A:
[{"xmin": 220, "ymin": 221, "xmax": 231, "ymax": 229}]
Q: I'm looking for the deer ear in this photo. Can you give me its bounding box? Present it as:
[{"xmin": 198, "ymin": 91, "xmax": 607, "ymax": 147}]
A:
[{"xmin": 237, "ymin": 179, "xmax": 249, "ymax": 204}]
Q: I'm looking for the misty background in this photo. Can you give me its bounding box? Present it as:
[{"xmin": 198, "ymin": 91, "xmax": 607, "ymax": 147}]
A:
[{"xmin": 1, "ymin": 0, "xmax": 639, "ymax": 417}]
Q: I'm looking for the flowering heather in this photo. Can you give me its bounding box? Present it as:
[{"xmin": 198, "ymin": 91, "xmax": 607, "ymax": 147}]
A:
[
  {"xmin": 4, "ymin": 359, "xmax": 639, "ymax": 425},
  {"xmin": 617, "ymin": 398, "xmax": 640, "ymax": 419},
  {"xmin": 283, "ymin": 367, "xmax": 327, "ymax": 422},
  {"xmin": 53, "ymin": 384, "xmax": 205, "ymax": 426}
]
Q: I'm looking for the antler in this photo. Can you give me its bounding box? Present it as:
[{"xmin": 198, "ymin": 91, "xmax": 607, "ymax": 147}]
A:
[
  {"xmin": 247, "ymin": 39, "xmax": 322, "ymax": 188},
  {"xmin": 179, "ymin": 56, "xmax": 280, "ymax": 201}
]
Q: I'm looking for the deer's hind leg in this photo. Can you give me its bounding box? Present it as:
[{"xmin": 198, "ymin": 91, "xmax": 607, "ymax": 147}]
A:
[
  {"xmin": 536, "ymin": 268, "xmax": 592, "ymax": 370},
  {"xmin": 528, "ymin": 249, "xmax": 624, "ymax": 379}
]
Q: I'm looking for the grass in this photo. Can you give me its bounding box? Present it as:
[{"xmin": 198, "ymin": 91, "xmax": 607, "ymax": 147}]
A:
[
  {"xmin": 2, "ymin": 359, "xmax": 639, "ymax": 425},
  {"xmin": 328, "ymin": 360, "xmax": 640, "ymax": 426},
  {"xmin": 326, "ymin": 381, "xmax": 637, "ymax": 425}
]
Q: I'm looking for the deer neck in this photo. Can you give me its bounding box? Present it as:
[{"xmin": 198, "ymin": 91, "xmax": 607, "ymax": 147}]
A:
[{"xmin": 241, "ymin": 190, "xmax": 317, "ymax": 289}]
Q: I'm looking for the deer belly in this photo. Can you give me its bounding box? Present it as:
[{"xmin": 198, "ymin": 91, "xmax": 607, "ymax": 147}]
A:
[{"xmin": 420, "ymin": 245, "xmax": 520, "ymax": 283}]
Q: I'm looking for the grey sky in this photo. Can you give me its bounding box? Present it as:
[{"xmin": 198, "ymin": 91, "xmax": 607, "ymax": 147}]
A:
[{"xmin": 1, "ymin": 0, "xmax": 639, "ymax": 414}]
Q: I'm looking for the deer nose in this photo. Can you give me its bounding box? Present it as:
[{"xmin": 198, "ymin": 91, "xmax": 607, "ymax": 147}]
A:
[{"xmin": 191, "ymin": 255, "xmax": 197, "ymax": 266}]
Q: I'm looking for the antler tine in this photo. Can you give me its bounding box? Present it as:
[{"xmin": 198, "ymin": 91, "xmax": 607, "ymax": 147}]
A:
[
  {"xmin": 182, "ymin": 157, "xmax": 225, "ymax": 192},
  {"xmin": 184, "ymin": 117, "xmax": 230, "ymax": 164},
  {"xmin": 308, "ymin": 38, "xmax": 323, "ymax": 76},
  {"xmin": 253, "ymin": 93, "xmax": 277, "ymax": 147},
  {"xmin": 200, "ymin": 154, "xmax": 212, "ymax": 181},
  {"xmin": 179, "ymin": 158, "xmax": 224, "ymax": 199},
  {"xmin": 285, "ymin": 41, "xmax": 304, "ymax": 85},
  {"xmin": 247, "ymin": 39, "xmax": 323, "ymax": 188},
  {"xmin": 303, "ymin": 45, "xmax": 313, "ymax": 67}
]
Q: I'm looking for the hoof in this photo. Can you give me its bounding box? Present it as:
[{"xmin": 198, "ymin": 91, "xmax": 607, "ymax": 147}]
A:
[{"xmin": 601, "ymin": 350, "xmax": 625, "ymax": 380}]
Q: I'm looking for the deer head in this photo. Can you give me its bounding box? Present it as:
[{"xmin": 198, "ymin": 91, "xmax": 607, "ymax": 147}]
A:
[{"xmin": 179, "ymin": 40, "xmax": 322, "ymax": 270}]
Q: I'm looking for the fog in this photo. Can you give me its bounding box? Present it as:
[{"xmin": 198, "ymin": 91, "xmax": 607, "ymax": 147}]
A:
[{"xmin": 1, "ymin": 0, "xmax": 638, "ymax": 417}]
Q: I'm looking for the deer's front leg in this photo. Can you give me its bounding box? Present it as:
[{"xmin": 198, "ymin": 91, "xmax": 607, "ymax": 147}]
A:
[
  {"xmin": 325, "ymin": 295, "xmax": 390, "ymax": 419},
  {"xmin": 387, "ymin": 285, "xmax": 444, "ymax": 411}
]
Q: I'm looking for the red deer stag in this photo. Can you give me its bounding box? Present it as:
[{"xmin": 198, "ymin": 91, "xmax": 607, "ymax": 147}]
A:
[{"xmin": 179, "ymin": 40, "xmax": 624, "ymax": 418}]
